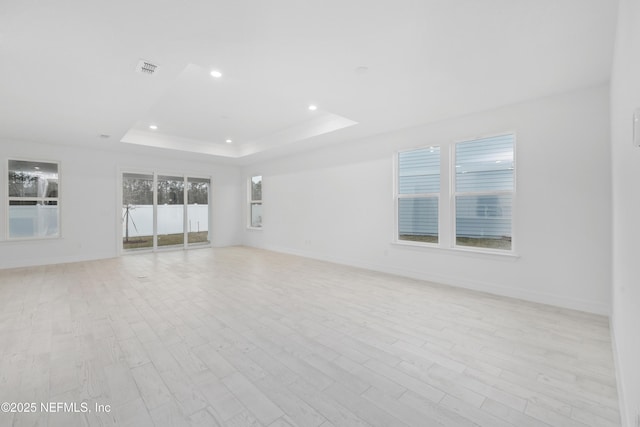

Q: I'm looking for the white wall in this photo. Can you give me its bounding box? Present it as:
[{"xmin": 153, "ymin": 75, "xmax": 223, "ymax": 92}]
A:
[
  {"xmin": 610, "ymin": 0, "xmax": 640, "ymax": 424},
  {"xmin": 243, "ymin": 85, "xmax": 612, "ymax": 315},
  {"xmin": 0, "ymin": 140, "xmax": 243, "ymax": 269}
]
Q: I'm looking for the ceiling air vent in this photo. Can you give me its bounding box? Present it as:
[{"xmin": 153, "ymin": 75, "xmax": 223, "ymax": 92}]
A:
[{"xmin": 136, "ymin": 59, "xmax": 158, "ymax": 75}]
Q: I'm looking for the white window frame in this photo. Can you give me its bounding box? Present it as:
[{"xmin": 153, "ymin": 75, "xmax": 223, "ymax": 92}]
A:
[
  {"xmin": 394, "ymin": 146, "xmax": 440, "ymax": 247},
  {"xmin": 118, "ymin": 169, "xmax": 212, "ymax": 254},
  {"xmin": 393, "ymin": 132, "xmax": 517, "ymax": 256},
  {"xmin": 451, "ymin": 133, "xmax": 516, "ymax": 254},
  {"xmin": 247, "ymin": 175, "xmax": 263, "ymax": 229},
  {"xmin": 6, "ymin": 158, "xmax": 61, "ymax": 241}
]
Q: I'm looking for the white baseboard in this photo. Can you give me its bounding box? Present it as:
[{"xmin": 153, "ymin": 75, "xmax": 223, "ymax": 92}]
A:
[
  {"xmin": 0, "ymin": 252, "xmax": 116, "ymax": 270},
  {"xmin": 2, "ymin": 242, "xmax": 610, "ymax": 316},
  {"xmin": 253, "ymin": 243, "xmax": 611, "ymax": 316}
]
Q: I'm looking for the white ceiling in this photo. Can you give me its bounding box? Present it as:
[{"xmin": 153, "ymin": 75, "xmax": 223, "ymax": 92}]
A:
[{"xmin": 0, "ymin": 0, "xmax": 618, "ymax": 164}]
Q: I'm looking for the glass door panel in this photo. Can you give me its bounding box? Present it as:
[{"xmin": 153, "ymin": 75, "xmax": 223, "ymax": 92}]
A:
[
  {"xmin": 187, "ymin": 177, "xmax": 210, "ymax": 245},
  {"xmin": 122, "ymin": 173, "xmax": 154, "ymax": 250},
  {"xmin": 157, "ymin": 175, "xmax": 184, "ymax": 247}
]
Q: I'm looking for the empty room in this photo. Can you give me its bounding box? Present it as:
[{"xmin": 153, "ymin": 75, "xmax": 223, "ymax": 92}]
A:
[{"xmin": 0, "ymin": 1, "xmax": 638, "ymax": 426}]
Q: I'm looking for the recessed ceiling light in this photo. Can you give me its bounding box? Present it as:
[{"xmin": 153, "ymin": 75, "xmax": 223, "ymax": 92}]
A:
[
  {"xmin": 308, "ymin": 105, "xmax": 318, "ymax": 111},
  {"xmin": 210, "ymin": 70, "xmax": 223, "ymax": 78},
  {"xmin": 225, "ymin": 139, "xmax": 232, "ymax": 144},
  {"xmin": 149, "ymin": 124, "xmax": 158, "ymax": 130}
]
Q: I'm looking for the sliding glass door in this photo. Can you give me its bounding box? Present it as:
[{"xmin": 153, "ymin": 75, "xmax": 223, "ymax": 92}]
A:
[{"xmin": 122, "ymin": 172, "xmax": 210, "ymax": 252}]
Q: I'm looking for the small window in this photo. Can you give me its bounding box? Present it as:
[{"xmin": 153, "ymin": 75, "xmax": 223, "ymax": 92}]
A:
[
  {"xmin": 249, "ymin": 175, "xmax": 262, "ymax": 228},
  {"xmin": 397, "ymin": 147, "xmax": 440, "ymax": 244},
  {"xmin": 454, "ymin": 134, "xmax": 514, "ymax": 251},
  {"xmin": 8, "ymin": 160, "xmax": 60, "ymax": 239}
]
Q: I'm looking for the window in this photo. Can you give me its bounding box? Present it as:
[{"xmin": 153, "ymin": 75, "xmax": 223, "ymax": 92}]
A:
[
  {"xmin": 249, "ymin": 175, "xmax": 262, "ymax": 228},
  {"xmin": 122, "ymin": 172, "xmax": 210, "ymax": 251},
  {"xmin": 394, "ymin": 133, "xmax": 515, "ymax": 253},
  {"xmin": 397, "ymin": 147, "xmax": 440, "ymax": 243},
  {"xmin": 8, "ymin": 160, "xmax": 60, "ymax": 239},
  {"xmin": 455, "ymin": 134, "xmax": 514, "ymax": 251}
]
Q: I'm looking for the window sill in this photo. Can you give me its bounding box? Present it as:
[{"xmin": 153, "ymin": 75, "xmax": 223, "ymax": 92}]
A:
[
  {"xmin": 391, "ymin": 240, "xmax": 520, "ymax": 259},
  {"xmin": 246, "ymin": 227, "xmax": 263, "ymax": 231},
  {"xmin": 394, "ymin": 239, "xmax": 439, "ymax": 249},
  {"xmin": 2, "ymin": 236, "xmax": 62, "ymax": 243}
]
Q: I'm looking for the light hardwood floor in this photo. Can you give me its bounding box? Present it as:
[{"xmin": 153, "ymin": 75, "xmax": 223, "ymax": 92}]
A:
[{"xmin": 0, "ymin": 247, "xmax": 620, "ymax": 426}]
